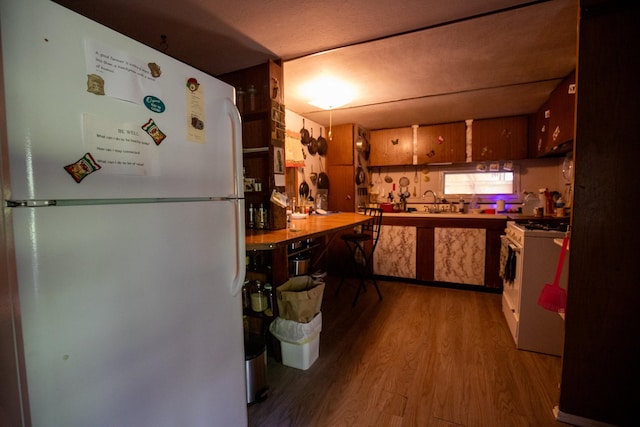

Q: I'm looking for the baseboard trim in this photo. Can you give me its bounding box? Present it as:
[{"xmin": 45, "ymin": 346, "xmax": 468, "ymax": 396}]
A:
[{"xmin": 554, "ymin": 406, "xmax": 619, "ymax": 427}]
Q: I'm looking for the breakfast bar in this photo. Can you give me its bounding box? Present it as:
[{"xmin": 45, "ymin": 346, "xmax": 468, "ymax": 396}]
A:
[{"xmin": 245, "ymin": 212, "xmax": 372, "ymax": 287}]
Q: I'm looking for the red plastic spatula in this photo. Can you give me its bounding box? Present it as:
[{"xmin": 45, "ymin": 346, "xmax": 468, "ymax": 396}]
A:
[{"xmin": 538, "ymin": 233, "xmax": 569, "ymax": 313}]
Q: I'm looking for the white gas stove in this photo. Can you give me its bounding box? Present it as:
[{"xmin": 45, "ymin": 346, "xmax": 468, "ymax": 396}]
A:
[{"xmin": 501, "ymin": 221, "xmax": 569, "ymax": 356}]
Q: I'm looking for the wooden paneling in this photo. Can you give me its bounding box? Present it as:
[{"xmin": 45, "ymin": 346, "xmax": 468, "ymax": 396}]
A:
[
  {"xmin": 369, "ymin": 127, "xmax": 413, "ymax": 166},
  {"xmin": 472, "ymin": 116, "xmax": 528, "ymax": 161},
  {"xmin": 325, "ymin": 123, "xmax": 354, "ymax": 166},
  {"xmin": 326, "ymin": 165, "xmax": 356, "ymax": 213},
  {"xmin": 415, "ymin": 122, "xmax": 466, "ymax": 164},
  {"xmin": 558, "ymin": 2, "xmax": 639, "ymax": 425}
]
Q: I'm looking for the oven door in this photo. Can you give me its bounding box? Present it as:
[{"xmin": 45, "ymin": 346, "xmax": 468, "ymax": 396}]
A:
[{"xmin": 501, "ymin": 235, "xmax": 523, "ymax": 343}]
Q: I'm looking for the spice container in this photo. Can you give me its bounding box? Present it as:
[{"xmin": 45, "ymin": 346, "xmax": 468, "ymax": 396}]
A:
[{"xmin": 250, "ymin": 280, "xmax": 267, "ymax": 312}]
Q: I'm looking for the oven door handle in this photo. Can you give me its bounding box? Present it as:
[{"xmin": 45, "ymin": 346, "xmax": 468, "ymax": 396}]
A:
[
  {"xmin": 501, "ymin": 235, "xmax": 522, "ymax": 252},
  {"xmin": 508, "ymin": 243, "xmax": 521, "ymax": 252}
]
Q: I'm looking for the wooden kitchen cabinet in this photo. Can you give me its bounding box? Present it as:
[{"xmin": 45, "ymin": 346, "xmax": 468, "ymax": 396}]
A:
[
  {"xmin": 219, "ymin": 60, "xmax": 287, "ymax": 230},
  {"xmin": 325, "ymin": 123, "xmax": 369, "ymax": 212},
  {"xmin": 373, "ymin": 225, "xmax": 416, "ymax": 279},
  {"xmin": 415, "ymin": 122, "xmax": 466, "ymax": 164},
  {"xmin": 325, "ymin": 124, "xmax": 355, "ymax": 166},
  {"xmin": 544, "ymin": 70, "xmax": 576, "ymax": 155},
  {"xmin": 381, "ymin": 215, "xmax": 506, "ymax": 289},
  {"xmin": 529, "ymin": 99, "xmax": 550, "ymax": 157},
  {"xmin": 472, "ymin": 115, "xmax": 528, "ymax": 161},
  {"xmin": 530, "ymin": 70, "xmax": 576, "ymax": 157},
  {"xmin": 369, "ymin": 127, "xmax": 413, "ymax": 166}
]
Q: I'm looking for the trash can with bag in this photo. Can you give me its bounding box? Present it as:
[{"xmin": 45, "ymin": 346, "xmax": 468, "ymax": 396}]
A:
[
  {"xmin": 270, "ymin": 276, "xmax": 324, "ymax": 369},
  {"xmin": 269, "ymin": 312, "xmax": 322, "ymax": 370}
]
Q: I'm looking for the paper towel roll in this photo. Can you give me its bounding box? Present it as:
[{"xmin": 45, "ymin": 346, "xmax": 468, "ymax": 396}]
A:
[{"xmin": 497, "ymin": 199, "xmax": 505, "ymax": 212}]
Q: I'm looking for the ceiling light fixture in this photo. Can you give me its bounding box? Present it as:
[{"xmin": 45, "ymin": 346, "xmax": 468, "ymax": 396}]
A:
[{"xmin": 302, "ymin": 76, "xmax": 355, "ymax": 110}]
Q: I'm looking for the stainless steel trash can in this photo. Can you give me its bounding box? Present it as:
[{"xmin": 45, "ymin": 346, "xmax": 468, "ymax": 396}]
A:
[{"xmin": 244, "ymin": 335, "xmax": 268, "ymax": 405}]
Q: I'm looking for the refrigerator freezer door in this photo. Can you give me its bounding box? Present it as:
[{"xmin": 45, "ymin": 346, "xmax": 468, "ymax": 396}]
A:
[
  {"xmin": 12, "ymin": 201, "xmax": 247, "ymax": 427},
  {"xmin": 1, "ymin": 0, "xmax": 242, "ymax": 200}
]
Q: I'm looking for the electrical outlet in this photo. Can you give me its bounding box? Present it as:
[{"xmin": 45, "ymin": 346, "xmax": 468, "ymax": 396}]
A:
[{"xmin": 568, "ymin": 84, "xmax": 576, "ymax": 94}]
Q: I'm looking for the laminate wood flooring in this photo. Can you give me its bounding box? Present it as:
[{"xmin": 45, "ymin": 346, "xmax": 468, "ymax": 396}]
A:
[{"xmin": 248, "ymin": 278, "xmax": 568, "ymax": 427}]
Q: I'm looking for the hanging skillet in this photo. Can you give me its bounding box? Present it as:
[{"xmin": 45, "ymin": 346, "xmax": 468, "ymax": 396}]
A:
[
  {"xmin": 317, "ymin": 158, "xmax": 329, "ymax": 190},
  {"xmin": 308, "ymin": 128, "xmax": 318, "ymax": 155},
  {"xmin": 299, "ymin": 169, "xmax": 310, "ymax": 198},
  {"xmin": 300, "ymin": 119, "xmax": 310, "ymax": 145},
  {"xmin": 317, "ymin": 127, "xmax": 328, "ymax": 156}
]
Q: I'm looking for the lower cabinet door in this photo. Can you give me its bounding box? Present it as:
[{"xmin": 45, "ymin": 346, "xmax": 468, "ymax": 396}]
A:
[
  {"xmin": 433, "ymin": 227, "xmax": 486, "ymax": 286},
  {"xmin": 373, "ymin": 225, "xmax": 416, "ymax": 279}
]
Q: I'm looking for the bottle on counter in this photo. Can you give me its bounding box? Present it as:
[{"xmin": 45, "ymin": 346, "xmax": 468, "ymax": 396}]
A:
[
  {"xmin": 242, "ymin": 280, "xmax": 251, "ymax": 311},
  {"xmin": 263, "ymin": 283, "xmax": 275, "ymax": 317},
  {"xmin": 247, "ymin": 203, "xmax": 255, "ymax": 229},
  {"xmin": 539, "ymin": 188, "xmax": 549, "ymax": 216},
  {"xmin": 256, "ymin": 203, "xmax": 267, "ymax": 229},
  {"xmin": 247, "ymin": 85, "xmax": 257, "ymax": 111},
  {"xmin": 236, "ymin": 87, "xmax": 245, "ymax": 113}
]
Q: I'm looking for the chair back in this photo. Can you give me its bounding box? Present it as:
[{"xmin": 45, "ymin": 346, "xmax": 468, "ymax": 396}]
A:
[{"xmin": 361, "ymin": 207, "xmax": 383, "ymax": 249}]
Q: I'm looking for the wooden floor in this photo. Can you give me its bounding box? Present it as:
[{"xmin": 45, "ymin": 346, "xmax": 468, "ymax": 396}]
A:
[{"xmin": 248, "ymin": 277, "xmax": 569, "ymax": 427}]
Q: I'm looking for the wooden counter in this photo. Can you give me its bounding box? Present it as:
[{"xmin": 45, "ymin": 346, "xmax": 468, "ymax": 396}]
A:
[{"xmin": 245, "ymin": 212, "xmax": 371, "ymax": 250}]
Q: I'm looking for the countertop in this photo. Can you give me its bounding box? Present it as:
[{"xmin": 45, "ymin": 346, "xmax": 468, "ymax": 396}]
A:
[{"xmin": 245, "ymin": 212, "xmax": 371, "ymax": 250}]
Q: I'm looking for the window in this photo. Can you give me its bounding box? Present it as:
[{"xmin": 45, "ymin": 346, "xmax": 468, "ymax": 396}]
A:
[{"xmin": 442, "ymin": 169, "xmax": 517, "ymax": 198}]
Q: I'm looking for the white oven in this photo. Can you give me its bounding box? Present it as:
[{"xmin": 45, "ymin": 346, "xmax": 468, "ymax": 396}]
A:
[{"xmin": 501, "ymin": 221, "xmax": 569, "ymax": 356}]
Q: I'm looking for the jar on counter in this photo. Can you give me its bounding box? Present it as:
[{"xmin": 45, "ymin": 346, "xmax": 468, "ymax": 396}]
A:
[
  {"xmin": 250, "ymin": 280, "xmax": 267, "ymax": 313},
  {"xmin": 242, "ymin": 280, "xmax": 251, "ymax": 311}
]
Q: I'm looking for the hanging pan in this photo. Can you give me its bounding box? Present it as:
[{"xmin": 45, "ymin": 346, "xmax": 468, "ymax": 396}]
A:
[
  {"xmin": 317, "ymin": 127, "xmax": 328, "ymax": 156},
  {"xmin": 308, "ymin": 128, "xmax": 318, "ymax": 155},
  {"xmin": 299, "ymin": 169, "xmax": 310, "ymax": 198},
  {"xmin": 317, "ymin": 158, "xmax": 329, "ymax": 189},
  {"xmin": 300, "ymin": 119, "xmax": 310, "ymax": 145}
]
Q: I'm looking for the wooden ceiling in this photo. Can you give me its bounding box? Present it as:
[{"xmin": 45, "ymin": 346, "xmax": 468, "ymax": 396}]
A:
[{"xmin": 54, "ymin": 0, "xmax": 578, "ymax": 129}]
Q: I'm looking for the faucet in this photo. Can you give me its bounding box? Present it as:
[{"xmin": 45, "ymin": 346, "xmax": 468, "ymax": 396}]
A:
[{"xmin": 423, "ymin": 190, "xmax": 438, "ymax": 204}]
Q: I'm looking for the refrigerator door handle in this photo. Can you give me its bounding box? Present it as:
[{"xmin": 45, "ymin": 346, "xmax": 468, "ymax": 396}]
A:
[
  {"xmin": 231, "ymin": 199, "xmax": 246, "ymax": 296},
  {"xmin": 224, "ymin": 97, "xmax": 244, "ymax": 199}
]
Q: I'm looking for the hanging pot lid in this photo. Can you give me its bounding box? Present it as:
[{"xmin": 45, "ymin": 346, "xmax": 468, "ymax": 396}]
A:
[{"xmin": 355, "ymin": 167, "xmax": 365, "ymax": 185}]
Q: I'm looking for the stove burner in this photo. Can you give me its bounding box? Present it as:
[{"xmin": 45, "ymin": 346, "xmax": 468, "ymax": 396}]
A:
[{"xmin": 522, "ymin": 221, "xmax": 569, "ymax": 232}]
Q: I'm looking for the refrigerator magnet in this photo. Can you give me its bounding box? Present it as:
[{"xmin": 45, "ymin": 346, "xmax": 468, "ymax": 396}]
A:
[
  {"xmin": 141, "ymin": 118, "xmax": 167, "ymax": 145},
  {"xmin": 64, "ymin": 152, "xmax": 102, "ymax": 183}
]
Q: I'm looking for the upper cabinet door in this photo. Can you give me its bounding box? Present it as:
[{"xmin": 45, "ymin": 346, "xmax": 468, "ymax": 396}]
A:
[
  {"xmin": 416, "ymin": 122, "xmax": 466, "ymax": 164},
  {"xmin": 326, "ymin": 123, "xmax": 354, "ymax": 166},
  {"xmin": 369, "ymin": 127, "xmax": 413, "ymax": 166},
  {"xmin": 546, "ymin": 71, "xmax": 576, "ymax": 152},
  {"xmin": 472, "ymin": 116, "xmax": 528, "ymax": 161}
]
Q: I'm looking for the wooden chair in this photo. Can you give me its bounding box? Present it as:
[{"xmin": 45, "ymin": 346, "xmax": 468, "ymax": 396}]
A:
[{"xmin": 335, "ymin": 207, "xmax": 383, "ymax": 306}]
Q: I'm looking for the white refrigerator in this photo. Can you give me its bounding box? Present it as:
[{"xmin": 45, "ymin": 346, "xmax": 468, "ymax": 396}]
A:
[{"xmin": 0, "ymin": 0, "xmax": 248, "ymax": 426}]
